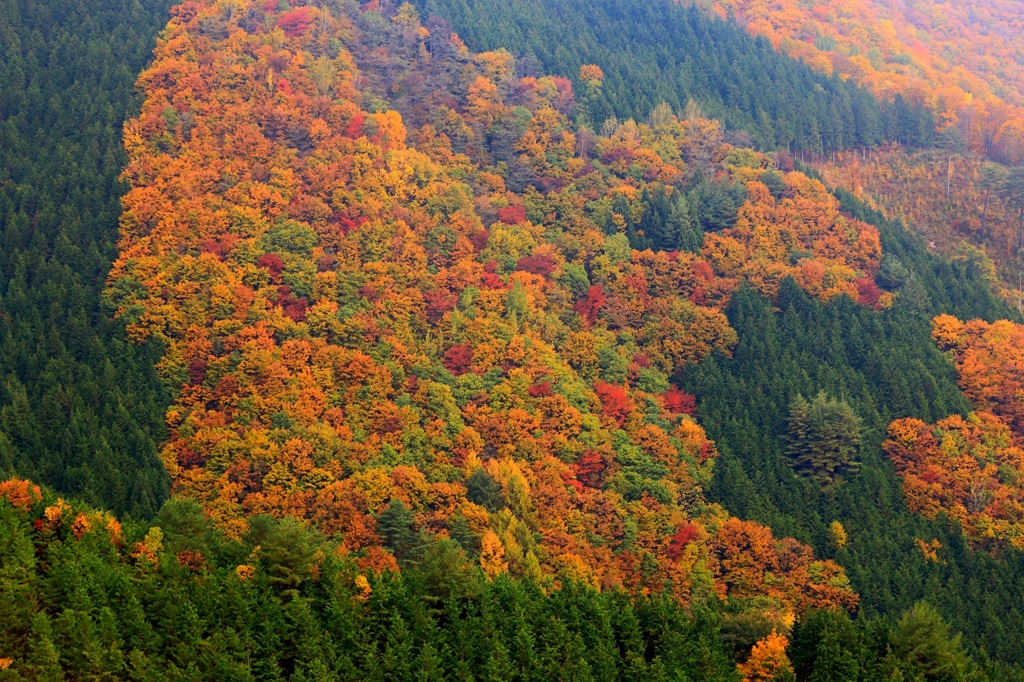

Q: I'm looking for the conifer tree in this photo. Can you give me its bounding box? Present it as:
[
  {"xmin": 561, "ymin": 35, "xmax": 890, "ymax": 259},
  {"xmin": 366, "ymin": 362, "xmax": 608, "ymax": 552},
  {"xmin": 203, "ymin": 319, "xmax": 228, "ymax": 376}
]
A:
[
  {"xmin": 890, "ymin": 603, "xmax": 974, "ymax": 681},
  {"xmin": 785, "ymin": 392, "xmax": 861, "ymax": 486},
  {"xmin": 376, "ymin": 499, "xmax": 422, "ymax": 562}
]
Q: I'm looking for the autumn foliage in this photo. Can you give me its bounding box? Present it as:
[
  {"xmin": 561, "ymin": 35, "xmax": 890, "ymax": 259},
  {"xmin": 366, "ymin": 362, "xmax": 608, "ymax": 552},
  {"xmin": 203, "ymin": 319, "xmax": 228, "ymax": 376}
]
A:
[
  {"xmin": 705, "ymin": 0, "xmax": 1024, "ymax": 162},
  {"xmin": 932, "ymin": 315, "xmax": 1024, "ymax": 431},
  {"xmin": 885, "ymin": 413, "xmax": 1024, "ymax": 551},
  {"xmin": 0, "ymin": 478, "xmax": 41, "ymax": 510},
  {"xmin": 737, "ymin": 631, "xmax": 794, "ymax": 682},
  {"xmin": 104, "ymin": 0, "xmax": 862, "ymax": 618},
  {"xmin": 819, "ymin": 148, "xmax": 1016, "ymax": 293},
  {"xmin": 885, "ymin": 316, "xmax": 1024, "ymax": 550}
]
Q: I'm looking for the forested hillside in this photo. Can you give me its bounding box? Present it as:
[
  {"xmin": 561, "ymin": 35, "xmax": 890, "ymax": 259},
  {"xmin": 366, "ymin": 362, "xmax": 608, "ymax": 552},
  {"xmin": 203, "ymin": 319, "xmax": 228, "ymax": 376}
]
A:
[
  {"xmin": 410, "ymin": 0, "xmax": 934, "ymax": 154},
  {"xmin": 105, "ymin": 0, "xmax": 885, "ymax": 617},
  {"xmin": 819, "ymin": 148, "xmax": 1024, "ymax": 302},
  {"xmin": 2, "ymin": 0, "xmax": 1024, "ymax": 679},
  {"xmin": 696, "ymin": 0, "xmax": 1024, "ymax": 162},
  {"xmin": 0, "ymin": 0, "xmax": 174, "ymax": 516}
]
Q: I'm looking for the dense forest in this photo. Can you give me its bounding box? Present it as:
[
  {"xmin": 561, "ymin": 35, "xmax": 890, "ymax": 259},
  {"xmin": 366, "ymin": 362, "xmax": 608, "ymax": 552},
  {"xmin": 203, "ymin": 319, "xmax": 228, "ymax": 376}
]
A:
[
  {"xmin": 410, "ymin": 0, "xmax": 936, "ymax": 155},
  {"xmin": 699, "ymin": 0, "xmax": 1024, "ymax": 163},
  {"xmin": 0, "ymin": 483, "xmax": 985, "ymax": 680},
  {"xmin": 0, "ymin": 0, "xmax": 174, "ymax": 517},
  {"xmin": 2, "ymin": 0, "xmax": 1024, "ymax": 679}
]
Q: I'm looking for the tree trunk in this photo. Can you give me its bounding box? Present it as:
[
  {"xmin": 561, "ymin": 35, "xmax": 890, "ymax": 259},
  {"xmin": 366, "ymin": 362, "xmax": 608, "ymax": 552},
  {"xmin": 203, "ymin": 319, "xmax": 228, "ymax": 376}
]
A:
[
  {"xmin": 980, "ymin": 191, "xmax": 990, "ymax": 239},
  {"xmin": 946, "ymin": 155, "xmax": 952, "ymax": 201}
]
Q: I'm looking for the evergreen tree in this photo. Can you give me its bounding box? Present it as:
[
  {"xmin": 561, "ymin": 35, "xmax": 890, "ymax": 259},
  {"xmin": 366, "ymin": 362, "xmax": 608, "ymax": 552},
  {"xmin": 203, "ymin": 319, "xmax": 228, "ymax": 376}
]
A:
[
  {"xmin": 376, "ymin": 499, "xmax": 423, "ymax": 562},
  {"xmin": 465, "ymin": 468, "xmax": 505, "ymax": 512},
  {"xmin": 890, "ymin": 603, "xmax": 975, "ymax": 681},
  {"xmin": 690, "ymin": 179, "xmax": 746, "ymax": 233},
  {"xmin": 785, "ymin": 392, "xmax": 861, "ymax": 486}
]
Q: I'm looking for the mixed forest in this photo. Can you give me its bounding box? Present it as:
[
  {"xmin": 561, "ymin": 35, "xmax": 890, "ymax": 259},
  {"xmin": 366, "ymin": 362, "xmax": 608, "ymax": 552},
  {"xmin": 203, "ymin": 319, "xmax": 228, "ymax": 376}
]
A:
[{"xmin": 1, "ymin": 0, "xmax": 1024, "ymax": 679}]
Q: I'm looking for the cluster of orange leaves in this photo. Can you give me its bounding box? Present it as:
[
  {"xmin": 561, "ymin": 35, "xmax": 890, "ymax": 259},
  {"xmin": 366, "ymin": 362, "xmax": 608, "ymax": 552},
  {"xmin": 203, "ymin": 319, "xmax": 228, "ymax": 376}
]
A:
[
  {"xmin": 104, "ymin": 0, "xmax": 871, "ymax": 615},
  {"xmin": 885, "ymin": 315, "xmax": 1024, "ymax": 550},
  {"xmin": 737, "ymin": 631, "xmax": 794, "ymax": 682},
  {"xmin": 698, "ymin": 0, "xmax": 1024, "ymax": 161},
  {"xmin": 0, "ymin": 478, "xmax": 123, "ymax": 545},
  {"xmin": 708, "ymin": 149, "xmax": 885, "ymax": 305}
]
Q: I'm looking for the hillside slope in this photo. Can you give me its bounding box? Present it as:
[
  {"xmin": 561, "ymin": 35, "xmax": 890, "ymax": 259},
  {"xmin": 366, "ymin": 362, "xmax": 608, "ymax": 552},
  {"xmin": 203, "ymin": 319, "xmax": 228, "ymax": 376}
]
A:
[
  {"xmin": 411, "ymin": 0, "xmax": 934, "ymax": 154},
  {"xmin": 2, "ymin": 0, "xmax": 1024, "ymax": 677},
  {"xmin": 699, "ymin": 0, "xmax": 1024, "ymax": 162},
  {"xmin": 99, "ymin": 0, "xmax": 900, "ymax": 621},
  {"xmin": 0, "ymin": 0, "xmax": 174, "ymax": 516}
]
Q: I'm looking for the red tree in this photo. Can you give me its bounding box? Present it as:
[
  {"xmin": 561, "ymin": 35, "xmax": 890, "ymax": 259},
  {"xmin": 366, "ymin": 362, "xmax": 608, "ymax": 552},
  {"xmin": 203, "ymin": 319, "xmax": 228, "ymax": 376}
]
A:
[
  {"xmin": 855, "ymin": 277, "xmax": 883, "ymax": 308},
  {"xmin": 516, "ymin": 254, "xmax": 556, "ymax": 276},
  {"xmin": 574, "ymin": 284, "xmax": 606, "ymax": 325},
  {"xmin": 573, "ymin": 450, "xmax": 607, "ymax": 488},
  {"xmin": 444, "ymin": 344, "xmax": 474, "ymax": 375},
  {"xmin": 498, "ymin": 205, "xmax": 527, "ymax": 224},
  {"xmin": 278, "ymin": 8, "xmax": 315, "ymax": 37},
  {"xmin": 594, "ymin": 381, "xmax": 633, "ymax": 427},
  {"xmin": 667, "ymin": 523, "xmax": 700, "ymax": 560},
  {"xmin": 663, "ymin": 387, "xmax": 697, "ymax": 415}
]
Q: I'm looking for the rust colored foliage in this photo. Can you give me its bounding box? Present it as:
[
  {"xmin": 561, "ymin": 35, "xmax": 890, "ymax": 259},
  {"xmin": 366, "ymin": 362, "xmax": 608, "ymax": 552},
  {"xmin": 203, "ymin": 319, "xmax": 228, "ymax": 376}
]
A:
[
  {"xmin": 1, "ymin": 478, "xmax": 122, "ymax": 546},
  {"xmin": 0, "ymin": 479, "xmax": 42, "ymax": 510},
  {"xmin": 516, "ymin": 254, "xmax": 557, "ymax": 276},
  {"xmin": 932, "ymin": 315, "xmax": 1024, "ymax": 430},
  {"xmin": 885, "ymin": 413, "xmax": 1024, "ymax": 551},
  {"xmin": 883, "ymin": 316, "xmax": 1024, "ymax": 550},
  {"xmin": 444, "ymin": 344, "xmax": 474, "ymax": 376},
  {"xmin": 854, "ymin": 277, "xmax": 883, "ymax": 309},
  {"xmin": 102, "ymin": 0, "xmax": 860, "ymax": 617},
  {"xmin": 710, "ymin": 0, "xmax": 1024, "ymax": 162},
  {"xmin": 819, "ymin": 149, "xmax": 1015, "ymax": 293},
  {"xmin": 572, "ymin": 450, "xmax": 607, "ymax": 489},
  {"xmin": 527, "ymin": 381, "xmax": 553, "ymax": 398}
]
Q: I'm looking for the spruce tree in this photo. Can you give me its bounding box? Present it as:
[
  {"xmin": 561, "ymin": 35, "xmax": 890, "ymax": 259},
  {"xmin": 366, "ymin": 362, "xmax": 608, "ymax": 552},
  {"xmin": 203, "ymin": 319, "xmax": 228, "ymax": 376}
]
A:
[
  {"xmin": 785, "ymin": 391, "xmax": 861, "ymax": 486},
  {"xmin": 375, "ymin": 499, "xmax": 422, "ymax": 562}
]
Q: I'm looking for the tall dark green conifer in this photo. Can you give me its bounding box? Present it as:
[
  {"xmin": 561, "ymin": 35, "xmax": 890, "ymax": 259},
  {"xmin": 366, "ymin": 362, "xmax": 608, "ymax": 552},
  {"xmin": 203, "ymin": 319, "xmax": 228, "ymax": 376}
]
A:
[{"xmin": 785, "ymin": 392, "xmax": 861, "ymax": 486}]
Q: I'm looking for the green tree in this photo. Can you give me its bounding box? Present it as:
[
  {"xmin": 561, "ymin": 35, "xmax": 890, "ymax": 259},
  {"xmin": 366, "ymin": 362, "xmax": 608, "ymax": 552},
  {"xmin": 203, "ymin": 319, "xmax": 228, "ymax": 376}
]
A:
[
  {"xmin": 785, "ymin": 392, "xmax": 861, "ymax": 486},
  {"xmin": 247, "ymin": 516, "xmax": 318, "ymax": 602},
  {"xmin": 690, "ymin": 179, "xmax": 747, "ymax": 233},
  {"xmin": 25, "ymin": 612, "xmax": 64, "ymax": 682},
  {"xmin": 465, "ymin": 467, "xmax": 505, "ymax": 512},
  {"xmin": 375, "ymin": 499, "xmax": 423, "ymax": 562},
  {"xmin": 890, "ymin": 603, "xmax": 975, "ymax": 681}
]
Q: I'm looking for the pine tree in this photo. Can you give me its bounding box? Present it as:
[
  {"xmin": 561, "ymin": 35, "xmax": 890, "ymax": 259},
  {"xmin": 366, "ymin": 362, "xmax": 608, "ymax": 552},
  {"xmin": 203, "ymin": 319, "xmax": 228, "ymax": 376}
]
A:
[
  {"xmin": 465, "ymin": 468, "xmax": 505, "ymax": 512},
  {"xmin": 809, "ymin": 628, "xmax": 859, "ymax": 682},
  {"xmin": 375, "ymin": 499, "xmax": 422, "ymax": 562},
  {"xmin": 785, "ymin": 392, "xmax": 861, "ymax": 486},
  {"xmin": 26, "ymin": 612, "xmax": 64, "ymax": 682},
  {"xmin": 889, "ymin": 603, "xmax": 973, "ymax": 680}
]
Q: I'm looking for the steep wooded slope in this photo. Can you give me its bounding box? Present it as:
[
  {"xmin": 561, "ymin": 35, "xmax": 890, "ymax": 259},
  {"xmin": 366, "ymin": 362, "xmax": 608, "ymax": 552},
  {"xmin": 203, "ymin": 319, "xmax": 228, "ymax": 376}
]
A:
[
  {"xmin": 411, "ymin": 0, "xmax": 929, "ymax": 153},
  {"xmin": 0, "ymin": 0, "xmax": 174, "ymax": 516},
  {"xmin": 104, "ymin": 0, "xmax": 883, "ymax": 618},
  {"xmin": 699, "ymin": 0, "xmax": 1024, "ymax": 162}
]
